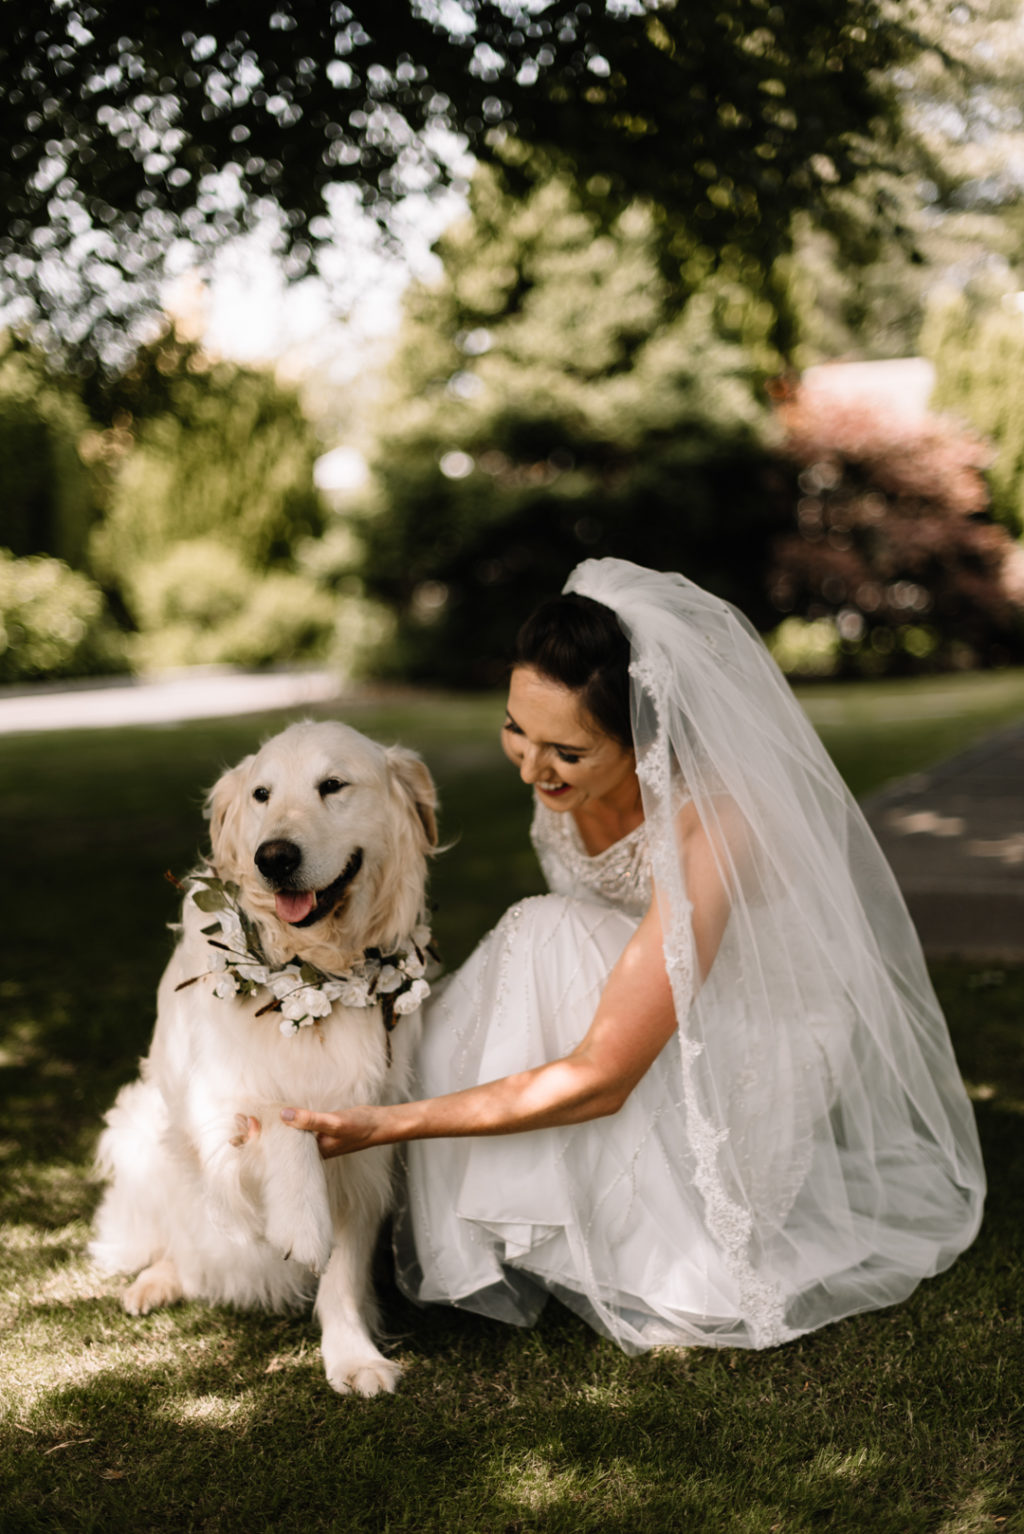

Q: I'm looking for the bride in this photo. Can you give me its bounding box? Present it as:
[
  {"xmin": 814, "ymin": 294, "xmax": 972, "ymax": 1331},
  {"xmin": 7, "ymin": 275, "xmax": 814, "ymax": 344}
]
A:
[{"xmin": 283, "ymin": 558, "xmax": 985, "ymax": 1352}]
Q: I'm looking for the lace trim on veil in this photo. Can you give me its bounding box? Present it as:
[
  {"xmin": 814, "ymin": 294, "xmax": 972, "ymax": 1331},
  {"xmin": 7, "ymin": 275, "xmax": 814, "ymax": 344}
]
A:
[{"xmin": 631, "ymin": 652, "xmax": 788, "ymax": 1346}]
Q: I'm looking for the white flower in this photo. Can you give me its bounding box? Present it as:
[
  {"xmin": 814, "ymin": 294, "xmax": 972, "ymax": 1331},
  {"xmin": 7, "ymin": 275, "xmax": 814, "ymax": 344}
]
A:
[
  {"xmin": 213, "ymin": 973, "xmax": 239, "ymax": 999},
  {"xmin": 411, "ymin": 923, "xmax": 431, "ymax": 950},
  {"xmin": 337, "ymin": 977, "xmax": 373, "ymax": 1007},
  {"xmin": 377, "ymin": 964, "xmax": 404, "ymax": 994},
  {"xmin": 393, "ymin": 978, "xmax": 430, "ymax": 1015},
  {"xmin": 400, "ymin": 950, "xmax": 426, "ymax": 980},
  {"xmin": 235, "ymin": 961, "xmax": 269, "ymax": 984},
  {"xmin": 302, "ymin": 987, "xmax": 334, "ymax": 1019},
  {"xmin": 281, "ymin": 986, "xmax": 332, "ymax": 1022},
  {"xmin": 218, "ymin": 909, "xmax": 246, "ymax": 951},
  {"xmin": 279, "ymin": 1017, "xmax": 299, "ymax": 1037},
  {"xmin": 267, "ymin": 965, "xmax": 304, "ymax": 1000}
]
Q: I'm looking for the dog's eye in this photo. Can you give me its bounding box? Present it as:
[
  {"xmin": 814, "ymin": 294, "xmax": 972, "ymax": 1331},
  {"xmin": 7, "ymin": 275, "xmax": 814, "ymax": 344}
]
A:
[
  {"xmin": 252, "ymin": 786, "xmax": 270, "ymax": 803},
  {"xmin": 318, "ymin": 777, "xmax": 348, "ymax": 798}
]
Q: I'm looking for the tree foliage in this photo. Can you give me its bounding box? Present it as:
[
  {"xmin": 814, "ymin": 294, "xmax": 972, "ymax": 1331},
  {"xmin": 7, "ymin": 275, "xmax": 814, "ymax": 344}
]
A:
[
  {"xmin": 0, "ymin": 319, "xmax": 381, "ymax": 678},
  {"xmin": 923, "ymin": 291, "xmax": 1024, "ymax": 536},
  {"xmin": 768, "ymin": 386, "xmax": 1024, "ymax": 673},
  {"xmin": 766, "ymin": 1, "xmax": 1024, "ymax": 363},
  {"xmin": 124, "ymin": 537, "xmax": 338, "ymax": 671},
  {"xmin": 0, "ymin": 336, "xmax": 101, "ymax": 566},
  {"xmin": 87, "ymin": 329, "xmax": 327, "ymax": 596},
  {"xmin": 0, "ymin": 547, "xmax": 124, "ymax": 681},
  {"xmin": 358, "ymin": 167, "xmax": 791, "ymax": 684},
  {"xmin": 0, "ymin": 0, "xmax": 914, "ymax": 353}
]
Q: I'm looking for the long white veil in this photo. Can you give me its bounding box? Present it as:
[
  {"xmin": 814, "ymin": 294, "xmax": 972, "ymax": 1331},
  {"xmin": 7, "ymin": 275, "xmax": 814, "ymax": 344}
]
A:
[{"xmin": 564, "ymin": 558, "xmax": 985, "ymax": 1345}]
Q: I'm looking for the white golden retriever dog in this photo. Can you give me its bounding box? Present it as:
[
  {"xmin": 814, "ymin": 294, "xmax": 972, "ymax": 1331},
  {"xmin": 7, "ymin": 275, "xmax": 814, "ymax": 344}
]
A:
[{"xmin": 91, "ymin": 720, "xmax": 438, "ymax": 1396}]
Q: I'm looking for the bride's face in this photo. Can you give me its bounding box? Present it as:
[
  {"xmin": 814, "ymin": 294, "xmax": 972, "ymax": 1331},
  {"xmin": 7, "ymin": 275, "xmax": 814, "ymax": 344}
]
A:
[{"xmin": 501, "ymin": 666, "xmax": 637, "ymax": 814}]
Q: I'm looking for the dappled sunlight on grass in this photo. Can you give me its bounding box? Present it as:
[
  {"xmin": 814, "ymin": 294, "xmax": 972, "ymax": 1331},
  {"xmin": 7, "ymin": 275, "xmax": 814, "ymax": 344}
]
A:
[
  {"xmin": 964, "ymin": 1080, "xmax": 1024, "ymax": 1116},
  {"xmin": 164, "ymin": 1392, "xmax": 261, "ymax": 1430},
  {"xmin": 1, "ymin": 691, "xmax": 1023, "ymax": 1530},
  {"xmin": 802, "ymin": 1443, "xmax": 889, "ymax": 1484},
  {"xmin": 497, "ymin": 1448, "xmax": 594, "ymax": 1515},
  {"xmin": 936, "ymin": 1482, "xmax": 1021, "ymax": 1534},
  {"xmin": 1, "ymin": 1232, "xmax": 1021, "ymax": 1532}
]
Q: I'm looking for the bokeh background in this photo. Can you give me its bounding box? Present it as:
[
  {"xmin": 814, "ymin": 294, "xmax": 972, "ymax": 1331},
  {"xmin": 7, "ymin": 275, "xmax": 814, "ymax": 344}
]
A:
[{"xmin": 3, "ymin": 1, "xmax": 1024, "ymax": 689}]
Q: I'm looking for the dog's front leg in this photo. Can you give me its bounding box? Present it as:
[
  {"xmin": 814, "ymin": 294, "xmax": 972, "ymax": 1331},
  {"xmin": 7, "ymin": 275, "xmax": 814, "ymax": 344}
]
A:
[
  {"xmin": 258, "ymin": 1115, "xmax": 334, "ymax": 1275},
  {"xmin": 186, "ymin": 1092, "xmax": 265, "ymax": 1243},
  {"xmin": 315, "ymin": 1222, "xmax": 401, "ymax": 1397}
]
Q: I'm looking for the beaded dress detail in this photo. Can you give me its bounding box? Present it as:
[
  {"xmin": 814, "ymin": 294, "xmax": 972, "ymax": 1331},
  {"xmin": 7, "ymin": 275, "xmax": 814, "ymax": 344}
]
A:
[{"xmin": 530, "ymin": 797, "xmax": 651, "ymax": 917}]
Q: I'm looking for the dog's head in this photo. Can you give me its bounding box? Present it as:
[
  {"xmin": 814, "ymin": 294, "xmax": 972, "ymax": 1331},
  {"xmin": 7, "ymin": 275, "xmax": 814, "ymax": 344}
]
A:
[{"xmin": 206, "ymin": 720, "xmax": 438, "ymax": 968}]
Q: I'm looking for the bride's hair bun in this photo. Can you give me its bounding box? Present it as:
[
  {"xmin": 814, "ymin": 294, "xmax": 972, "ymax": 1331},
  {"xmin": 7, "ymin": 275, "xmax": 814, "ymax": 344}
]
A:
[{"xmin": 512, "ymin": 593, "xmax": 631, "ymax": 748}]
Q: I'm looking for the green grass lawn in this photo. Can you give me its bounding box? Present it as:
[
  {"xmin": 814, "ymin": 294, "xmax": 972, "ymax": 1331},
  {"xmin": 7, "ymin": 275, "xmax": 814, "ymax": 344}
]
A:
[{"xmin": 1, "ymin": 674, "xmax": 1023, "ymax": 1534}]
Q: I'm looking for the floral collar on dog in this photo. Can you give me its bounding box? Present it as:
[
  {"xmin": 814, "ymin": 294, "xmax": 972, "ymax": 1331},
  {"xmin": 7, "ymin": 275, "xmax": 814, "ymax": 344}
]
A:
[{"xmin": 173, "ymin": 871, "xmax": 435, "ymax": 1040}]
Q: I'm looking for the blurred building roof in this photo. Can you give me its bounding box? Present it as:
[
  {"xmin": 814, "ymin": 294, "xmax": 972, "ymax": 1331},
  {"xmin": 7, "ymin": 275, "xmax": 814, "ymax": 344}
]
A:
[{"xmin": 800, "ymin": 358, "xmax": 936, "ymax": 421}]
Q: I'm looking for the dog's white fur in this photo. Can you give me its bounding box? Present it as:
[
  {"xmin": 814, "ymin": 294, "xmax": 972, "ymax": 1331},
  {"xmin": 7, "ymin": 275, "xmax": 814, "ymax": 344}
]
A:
[{"xmin": 91, "ymin": 720, "xmax": 438, "ymax": 1396}]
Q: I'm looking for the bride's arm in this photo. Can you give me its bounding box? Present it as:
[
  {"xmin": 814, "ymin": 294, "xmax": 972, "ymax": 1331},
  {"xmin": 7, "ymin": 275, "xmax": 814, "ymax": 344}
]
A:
[{"xmin": 283, "ymin": 803, "xmax": 731, "ymax": 1158}]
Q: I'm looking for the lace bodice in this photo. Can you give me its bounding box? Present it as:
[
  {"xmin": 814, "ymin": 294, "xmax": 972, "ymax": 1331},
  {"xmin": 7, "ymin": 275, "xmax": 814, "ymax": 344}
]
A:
[{"xmin": 530, "ymin": 797, "xmax": 652, "ymax": 918}]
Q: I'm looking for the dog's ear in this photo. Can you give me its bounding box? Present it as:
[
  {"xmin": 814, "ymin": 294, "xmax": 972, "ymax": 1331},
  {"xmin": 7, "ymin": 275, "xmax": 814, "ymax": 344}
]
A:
[
  {"xmin": 205, "ymin": 756, "xmax": 254, "ymax": 874},
  {"xmin": 385, "ymin": 746, "xmax": 439, "ymax": 849}
]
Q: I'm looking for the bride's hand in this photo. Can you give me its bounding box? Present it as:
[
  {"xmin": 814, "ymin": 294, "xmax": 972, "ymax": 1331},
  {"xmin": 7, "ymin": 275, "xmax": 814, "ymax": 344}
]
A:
[{"xmin": 279, "ymin": 1105, "xmax": 379, "ymax": 1159}]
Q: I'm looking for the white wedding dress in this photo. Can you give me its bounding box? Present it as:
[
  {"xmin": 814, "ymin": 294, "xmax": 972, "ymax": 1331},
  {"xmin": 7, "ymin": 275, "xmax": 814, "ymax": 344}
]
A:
[
  {"xmin": 396, "ymin": 802, "xmax": 981, "ymax": 1354},
  {"xmin": 395, "ymin": 560, "xmax": 985, "ymax": 1354}
]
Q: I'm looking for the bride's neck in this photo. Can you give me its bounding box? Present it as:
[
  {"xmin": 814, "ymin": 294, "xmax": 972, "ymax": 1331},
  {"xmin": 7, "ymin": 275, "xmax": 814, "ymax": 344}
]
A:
[{"xmin": 573, "ymin": 774, "xmax": 644, "ymax": 853}]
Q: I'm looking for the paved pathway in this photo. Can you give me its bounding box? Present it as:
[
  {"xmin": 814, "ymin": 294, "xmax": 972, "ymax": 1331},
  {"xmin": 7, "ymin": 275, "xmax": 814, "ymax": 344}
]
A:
[
  {"xmin": 0, "ymin": 668, "xmax": 343, "ymax": 734},
  {"xmin": 1, "ymin": 671, "xmax": 1022, "ymax": 962},
  {"xmin": 862, "ymin": 721, "xmax": 1024, "ymax": 962}
]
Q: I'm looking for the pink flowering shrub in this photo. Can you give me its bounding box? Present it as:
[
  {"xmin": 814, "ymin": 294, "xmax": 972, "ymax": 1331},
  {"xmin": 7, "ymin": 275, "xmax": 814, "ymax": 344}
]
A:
[{"xmin": 768, "ymin": 390, "xmax": 1024, "ymax": 673}]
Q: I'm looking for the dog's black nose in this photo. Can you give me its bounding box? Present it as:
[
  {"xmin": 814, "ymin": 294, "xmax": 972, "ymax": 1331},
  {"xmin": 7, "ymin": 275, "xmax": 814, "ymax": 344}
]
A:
[{"xmin": 255, "ymin": 839, "xmax": 303, "ymax": 883}]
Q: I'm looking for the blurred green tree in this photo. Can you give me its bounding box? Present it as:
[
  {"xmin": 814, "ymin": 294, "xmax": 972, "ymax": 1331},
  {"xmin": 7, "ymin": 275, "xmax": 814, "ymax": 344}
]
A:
[
  {"xmin": 0, "ymin": 547, "xmax": 125, "ymax": 682},
  {"xmin": 81, "ymin": 328, "xmax": 338, "ymax": 669},
  {"xmin": 0, "ymin": 1, "xmax": 916, "ymax": 357},
  {"xmin": 775, "ymin": 1, "xmax": 1024, "ymax": 363},
  {"xmin": 0, "ymin": 336, "xmax": 101, "ymax": 567},
  {"xmin": 89, "ymin": 329, "xmax": 327, "ymax": 588},
  {"xmin": 358, "ymin": 167, "xmax": 790, "ymax": 684},
  {"xmin": 923, "ymin": 291, "xmax": 1024, "ymax": 536}
]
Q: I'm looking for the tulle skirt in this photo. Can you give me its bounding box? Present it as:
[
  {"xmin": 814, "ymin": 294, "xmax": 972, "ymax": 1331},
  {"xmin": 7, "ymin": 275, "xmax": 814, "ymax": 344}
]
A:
[{"xmin": 395, "ymin": 894, "xmax": 984, "ymax": 1353}]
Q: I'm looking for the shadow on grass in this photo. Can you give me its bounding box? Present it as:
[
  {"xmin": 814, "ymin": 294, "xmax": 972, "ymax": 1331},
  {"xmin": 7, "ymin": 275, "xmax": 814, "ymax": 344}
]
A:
[
  {"xmin": 2, "ymin": 1084, "xmax": 1021, "ymax": 1534},
  {"xmin": 5, "ymin": 1251, "xmax": 1022, "ymax": 1534},
  {"xmin": 3, "ymin": 709, "xmax": 1024, "ymax": 1532}
]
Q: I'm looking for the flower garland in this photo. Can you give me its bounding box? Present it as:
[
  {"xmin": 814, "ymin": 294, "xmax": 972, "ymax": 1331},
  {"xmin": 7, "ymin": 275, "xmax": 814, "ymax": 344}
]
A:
[{"xmin": 174, "ymin": 871, "xmax": 434, "ymax": 1042}]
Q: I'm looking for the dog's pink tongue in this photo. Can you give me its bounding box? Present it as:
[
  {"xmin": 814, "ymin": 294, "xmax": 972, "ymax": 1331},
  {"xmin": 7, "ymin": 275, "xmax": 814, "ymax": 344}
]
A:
[{"xmin": 275, "ymin": 890, "xmax": 316, "ymax": 924}]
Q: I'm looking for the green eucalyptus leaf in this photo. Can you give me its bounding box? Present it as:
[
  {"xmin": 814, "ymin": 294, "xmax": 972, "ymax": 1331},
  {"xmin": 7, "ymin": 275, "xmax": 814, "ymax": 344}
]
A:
[{"xmin": 193, "ymin": 889, "xmax": 228, "ymax": 913}]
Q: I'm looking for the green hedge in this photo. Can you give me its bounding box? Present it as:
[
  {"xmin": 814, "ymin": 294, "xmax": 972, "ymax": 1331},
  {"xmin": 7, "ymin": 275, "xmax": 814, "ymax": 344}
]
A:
[{"xmin": 0, "ymin": 548, "xmax": 125, "ymax": 682}]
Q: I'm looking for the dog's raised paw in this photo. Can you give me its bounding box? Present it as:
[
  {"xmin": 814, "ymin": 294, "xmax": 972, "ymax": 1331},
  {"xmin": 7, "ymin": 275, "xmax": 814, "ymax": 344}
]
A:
[
  {"xmin": 266, "ymin": 1217, "xmax": 333, "ymax": 1276},
  {"xmin": 123, "ymin": 1257, "xmax": 183, "ymax": 1316},
  {"xmin": 325, "ymin": 1355, "xmax": 403, "ymax": 1398}
]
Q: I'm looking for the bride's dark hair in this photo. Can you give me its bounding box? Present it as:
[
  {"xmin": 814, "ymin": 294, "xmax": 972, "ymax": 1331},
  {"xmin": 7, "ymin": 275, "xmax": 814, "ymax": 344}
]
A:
[{"xmin": 512, "ymin": 593, "xmax": 632, "ymax": 748}]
